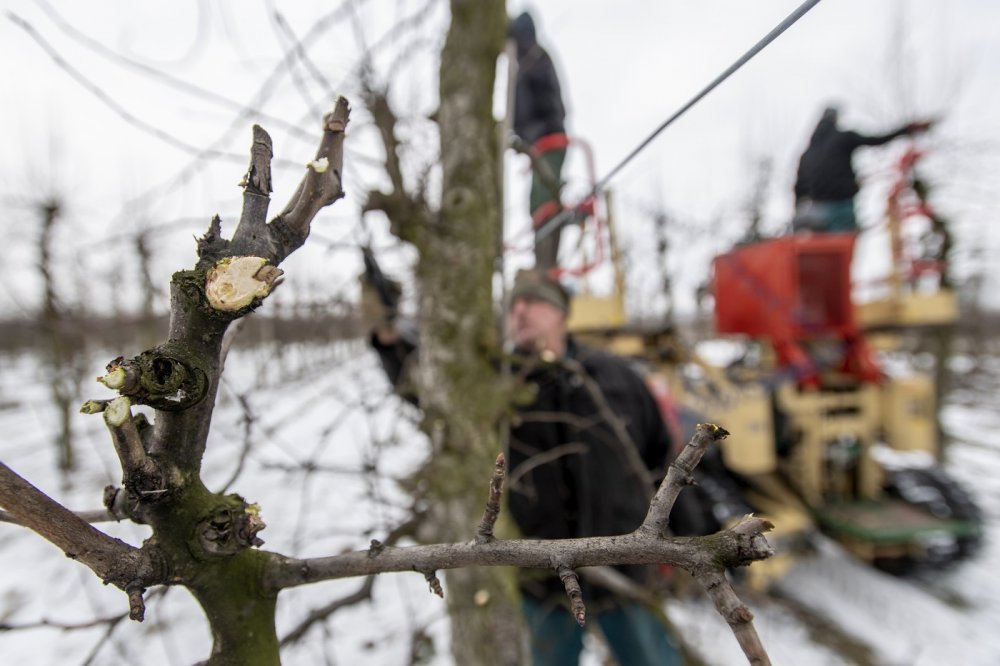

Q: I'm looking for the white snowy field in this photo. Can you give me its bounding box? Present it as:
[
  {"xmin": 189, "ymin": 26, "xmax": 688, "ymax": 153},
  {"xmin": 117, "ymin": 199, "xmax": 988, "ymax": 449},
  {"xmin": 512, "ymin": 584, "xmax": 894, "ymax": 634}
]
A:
[{"xmin": 0, "ymin": 341, "xmax": 997, "ymax": 665}]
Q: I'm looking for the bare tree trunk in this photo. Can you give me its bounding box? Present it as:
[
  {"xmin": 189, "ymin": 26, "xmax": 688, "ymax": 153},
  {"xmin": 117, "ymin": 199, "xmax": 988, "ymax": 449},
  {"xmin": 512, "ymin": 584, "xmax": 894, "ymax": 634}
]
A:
[{"xmin": 414, "ymin": 2, "xmax": 524, "ymax": 663}]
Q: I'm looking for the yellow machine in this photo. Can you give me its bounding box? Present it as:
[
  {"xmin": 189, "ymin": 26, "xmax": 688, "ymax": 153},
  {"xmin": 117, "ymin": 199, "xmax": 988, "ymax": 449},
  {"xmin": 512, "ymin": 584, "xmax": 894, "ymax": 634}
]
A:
[{"xmin": 566, "ymin": 151, "xmax": 982, "ymax": 586}]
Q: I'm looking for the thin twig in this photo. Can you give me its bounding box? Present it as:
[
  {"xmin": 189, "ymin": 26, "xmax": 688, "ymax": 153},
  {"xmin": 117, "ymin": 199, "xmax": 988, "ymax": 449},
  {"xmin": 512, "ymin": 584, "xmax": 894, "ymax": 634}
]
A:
[
  {"xmin": 279, "ymin": 576, "xmax": 375, "ymax": 647},
  {"xmin": 102, "ymin": 397, "xmax": 158, "ymax": 482},
  {"xmin": 475, "ymin": 453, "xmax": 505, "ymax": 543},
  {"xmin": 641, "ymin": 423, "xmax": 728, "ymax": 536},
  {"xmin": 423, "ymin": 570, "xmax": 444, "ymax": 598},
  {"xmin": 556, "ymin": 564, "xmax": 586, "ymax": 626}
]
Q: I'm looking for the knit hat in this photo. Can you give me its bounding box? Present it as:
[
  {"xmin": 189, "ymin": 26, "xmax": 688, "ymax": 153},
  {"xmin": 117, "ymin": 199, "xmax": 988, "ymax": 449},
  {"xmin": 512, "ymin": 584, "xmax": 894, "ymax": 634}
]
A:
[{"xmin": 509, "ymin": 269, "xmax": 570, "ymax": 314}]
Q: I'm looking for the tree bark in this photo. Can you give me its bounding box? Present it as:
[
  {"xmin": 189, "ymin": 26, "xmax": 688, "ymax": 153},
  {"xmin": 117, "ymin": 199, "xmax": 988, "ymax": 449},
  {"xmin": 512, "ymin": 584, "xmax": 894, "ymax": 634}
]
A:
[
  {"xmin": 0, "ymin": 101, "xmax": 352, "ymax": 666},
  {"xmin": 414, "ymin": 1, "xmax": 522, "ymax": 663}
]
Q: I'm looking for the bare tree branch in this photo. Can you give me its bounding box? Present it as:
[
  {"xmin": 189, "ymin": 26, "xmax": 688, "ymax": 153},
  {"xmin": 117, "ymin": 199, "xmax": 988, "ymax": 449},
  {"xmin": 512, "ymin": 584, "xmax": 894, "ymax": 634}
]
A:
[
  {"xmin": 264, "ymin": 499, "xmax": 774, "ymax": 589},
  {"xmin": 266, "ymin": 427, "xmax": 774, "ymax": 587},
  {"xmin": 475, "ymin": 452, "xmax": 505, "ymax": 543},
  {"xmin": 0, "ymin": 508, "xmax": 118, "ymax": 525},
  {"xmin": 0, "ymin": 462, "xmax": 164, "ymax": 621},
  {"xmin": 279, "ymin": 576, "xmax": 375, "ymax": 647},
  {"xmin": 271, "ymin": 97, "xmax": 351, "ymax": 260},
  {"xmin": 642, "ymin": 423, "xmax": 729, "ymax": 535},
  {"xmin": 557, "ymin": 564, "xmax": 586, "ymax": 626},
  {"xmin": 262, "ymin": 423, "xmax": 774, "ymax": 664}
]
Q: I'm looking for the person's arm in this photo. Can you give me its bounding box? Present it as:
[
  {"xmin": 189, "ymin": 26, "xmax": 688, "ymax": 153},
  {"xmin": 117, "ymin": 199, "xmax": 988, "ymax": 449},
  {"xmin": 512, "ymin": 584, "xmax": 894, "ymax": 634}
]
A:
[
  {"xmin": 358, "ymin": 249, "xmax": 420, "ymax": 401},
  {"xmin": 848, "ymin": 119, "xmax": 933, "ymax": 148},
  {"xmin": 370, "ymin": 320, "xmax": 419, "ymax": 403}
]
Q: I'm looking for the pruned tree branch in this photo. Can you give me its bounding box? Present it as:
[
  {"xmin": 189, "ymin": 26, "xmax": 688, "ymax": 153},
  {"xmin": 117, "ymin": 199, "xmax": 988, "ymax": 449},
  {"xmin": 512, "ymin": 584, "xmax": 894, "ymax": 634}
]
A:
[
  {"xmin": 240, "ymin": 124, "xmax": 274, "ymax": 196},
  {"xmin": 101, "ymin": 397, "xmax": 161, "ymax": 487},
  {"xmin": 262, "ymin": 423, "xmax": 774, "ymax": 664},
  {"xmin": 265, "ymin": 498, "xmax": 772, "ymax": 593},
  {"xmin": 475, "ymin": 452, "xmax": 505, "ymax": 543},
  {"xmin": 0, "ymin": 462, "xmax": 164, "ymax": 621},
  {"xmin": 0, "ymin": 507, "xmax": 120, "ymax": 525},
  {"xmin": 3, "ymin": 83, "xmax": 777, "ymax": 664},
  {"xmin": 557, "ymin": 564, "xmax": 586, "ymax": 626},
  {"xmin": 642, "ymin": 423, "xmax": 732, "ymax": 536},
  {"xmin": 11, "ymin": 101, "xmax": 358, "ymax": 663},
  {"xmin": 271, "ymin": 96, "xmax": 350, "ymax": 260}
]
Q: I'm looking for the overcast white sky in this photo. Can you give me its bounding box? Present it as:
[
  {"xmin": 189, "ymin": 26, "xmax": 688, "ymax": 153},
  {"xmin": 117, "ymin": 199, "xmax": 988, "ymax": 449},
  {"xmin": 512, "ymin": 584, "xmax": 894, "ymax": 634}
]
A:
[{"xmin": 1, "ymin": 0, "xmax": 998, "ymax": 318}]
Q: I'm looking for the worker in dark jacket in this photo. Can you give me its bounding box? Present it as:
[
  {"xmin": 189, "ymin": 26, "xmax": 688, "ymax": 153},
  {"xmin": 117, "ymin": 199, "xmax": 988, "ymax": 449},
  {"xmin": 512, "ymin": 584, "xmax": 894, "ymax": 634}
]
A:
[
  {"xmin": 793, "ymin": 106, "xmax": 931, "ymax": 232},
  {"xmin": 507, "ymin": 12, "xmax": 569, "ymax": 271},
  {"xmin": 369, "ymin": 269, "xmax": 681, "ymax": 666}
]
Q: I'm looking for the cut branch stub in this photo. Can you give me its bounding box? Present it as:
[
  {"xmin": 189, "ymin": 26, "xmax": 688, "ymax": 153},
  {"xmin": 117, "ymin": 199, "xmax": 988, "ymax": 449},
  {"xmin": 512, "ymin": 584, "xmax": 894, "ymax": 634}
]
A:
[
  {"xmin": 104, "ymin": 485, "xmax": 144, "ymax": 522},
  {"xmin": 100, "ymin": 345, "xmax": 210, "ymax": 411},
  {"xmin": 102, "ymin": 396, "xmax": 163, "ymax": 496},
  {"xmin": 240, "ymin": 124, "xmax": 274, "ymax": 196},
  {"xmin": 135, "ymin": 347, "xmax": 208, "ymax": 411},
  {"xmin": 205, "ymin": 256, "xmax": 283, "ymax": 311},
  {"xmin": 556, "ymin": 564, "xmax": 586, "ymax": 626},
  {"xmin": 98, "ymin": 356, "xmax": 140, "ymax": 394},
  {"xmin": 196, "ymin": 214, "xmax": 228, "ymax": 261},
  {"xmin": 197, "ymin": 496, "xmax": 267, "ymax": 557},
  {"xmin": 422, "ymin": 570, "xmax": 444, "ymax": 598},
  {"xmin": 729, "ymin": 515, "xmax": 775, "ymax": 566},
  {"xmin": 269, "ymin": 97, "xmax": 351, "ymax": 261},
  {"xmin": 475, "ymin": 452, "xmax": 505, "ymax": 544}
]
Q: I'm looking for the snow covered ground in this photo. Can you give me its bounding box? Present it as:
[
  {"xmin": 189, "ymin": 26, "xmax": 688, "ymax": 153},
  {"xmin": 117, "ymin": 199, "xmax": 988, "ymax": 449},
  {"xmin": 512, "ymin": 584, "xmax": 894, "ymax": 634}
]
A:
[{"xmin": 0, "ymin": 342, "xmax": 997, "ymax": 665}]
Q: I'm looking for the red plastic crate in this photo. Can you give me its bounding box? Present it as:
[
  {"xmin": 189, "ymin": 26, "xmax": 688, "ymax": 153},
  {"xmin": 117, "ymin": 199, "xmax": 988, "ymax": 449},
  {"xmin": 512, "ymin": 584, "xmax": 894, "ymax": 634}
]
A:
[{"xmin": 713, "ymin": 235, "xmax": 857, "ymax": 342}]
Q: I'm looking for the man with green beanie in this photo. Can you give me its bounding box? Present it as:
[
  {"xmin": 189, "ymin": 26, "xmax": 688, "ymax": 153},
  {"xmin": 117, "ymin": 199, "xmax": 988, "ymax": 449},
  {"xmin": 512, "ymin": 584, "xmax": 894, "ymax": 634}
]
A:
[{"xmin": 370, "ymin": 268, "xmax": 682, "ymax": 666}]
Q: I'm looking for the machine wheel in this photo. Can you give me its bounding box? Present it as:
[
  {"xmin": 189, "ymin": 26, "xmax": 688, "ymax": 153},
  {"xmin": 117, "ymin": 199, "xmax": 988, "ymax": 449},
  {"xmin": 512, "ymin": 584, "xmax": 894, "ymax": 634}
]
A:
[{"xmin": 880, "ymin": 466, "xmax": 984, "ymax": 573}]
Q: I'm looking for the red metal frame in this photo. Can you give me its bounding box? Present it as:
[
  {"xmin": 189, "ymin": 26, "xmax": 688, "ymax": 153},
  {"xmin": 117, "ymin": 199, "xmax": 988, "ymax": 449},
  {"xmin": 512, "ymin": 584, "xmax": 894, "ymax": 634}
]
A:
[{"xmin": 713, "ymin": 234, "xmax": 882, "ymax": 385}]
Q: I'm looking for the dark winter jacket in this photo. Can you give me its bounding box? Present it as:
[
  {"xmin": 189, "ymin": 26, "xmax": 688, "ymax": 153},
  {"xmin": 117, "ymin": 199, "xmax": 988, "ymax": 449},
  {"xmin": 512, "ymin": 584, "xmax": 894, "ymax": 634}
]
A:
[
  {"xmin": 371, "ymin": 333, "xmax": 670, "ymax": 602},
  {"xmin": 794, "ymin": 117, "xmax": 912, "ymax": 203},
  {"xmin": 507, "ymin": 13, "xmax": 566, "ymax": 146}
]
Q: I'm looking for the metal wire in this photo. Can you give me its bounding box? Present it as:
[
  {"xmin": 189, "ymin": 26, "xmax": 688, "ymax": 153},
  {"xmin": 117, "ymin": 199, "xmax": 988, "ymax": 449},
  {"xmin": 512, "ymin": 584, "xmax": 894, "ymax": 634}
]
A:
[{"xmin": 535, "ymin": 0, "xmax": 824, "ymax": 244}]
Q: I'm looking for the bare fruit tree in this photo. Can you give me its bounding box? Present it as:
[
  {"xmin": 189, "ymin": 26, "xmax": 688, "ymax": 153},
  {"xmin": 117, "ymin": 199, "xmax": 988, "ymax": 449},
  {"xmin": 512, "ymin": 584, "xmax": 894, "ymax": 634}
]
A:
[{"xmin": 0, "ymin": 94, "xmax": 778, "ymax": 665}]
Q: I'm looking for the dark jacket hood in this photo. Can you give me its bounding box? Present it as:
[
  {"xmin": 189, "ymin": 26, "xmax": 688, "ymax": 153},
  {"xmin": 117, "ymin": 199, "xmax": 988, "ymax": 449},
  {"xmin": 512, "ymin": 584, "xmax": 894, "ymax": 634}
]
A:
[{"xmin": 508, "ymin": 12, "xmax": 536, "ymax": 54}]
